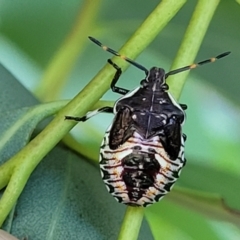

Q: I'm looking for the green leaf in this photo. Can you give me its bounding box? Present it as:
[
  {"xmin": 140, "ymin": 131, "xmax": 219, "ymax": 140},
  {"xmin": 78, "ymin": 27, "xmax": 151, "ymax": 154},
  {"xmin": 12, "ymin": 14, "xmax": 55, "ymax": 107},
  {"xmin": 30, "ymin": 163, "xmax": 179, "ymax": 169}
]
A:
[
  {"xmin": 168, "ymin": 187, "xmax": 240, "ymax": 227},
  {"xmin": 179, "ymin": 160, "xmax": 240, "ymax": 211},
  {"xmin": 146, "ymin": 200, "xmax": 225, "ymax": 240},
  {"xmin": 0, "ymin": 101, "xmax": 68, "ymax": 167}
]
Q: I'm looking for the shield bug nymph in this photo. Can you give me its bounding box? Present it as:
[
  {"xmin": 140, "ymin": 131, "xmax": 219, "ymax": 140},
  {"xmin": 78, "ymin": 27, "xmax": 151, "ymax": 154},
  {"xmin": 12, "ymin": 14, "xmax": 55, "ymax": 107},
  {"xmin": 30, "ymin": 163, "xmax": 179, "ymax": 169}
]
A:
[{"xmin": 66, "ymin": 37, "xmax": 230, "ymax": 207}]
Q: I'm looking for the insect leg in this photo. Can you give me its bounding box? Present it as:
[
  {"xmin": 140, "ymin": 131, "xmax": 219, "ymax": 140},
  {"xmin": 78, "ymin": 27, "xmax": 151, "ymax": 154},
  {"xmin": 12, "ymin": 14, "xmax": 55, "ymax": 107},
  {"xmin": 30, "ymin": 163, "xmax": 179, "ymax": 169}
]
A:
[
  {"xmin": 180, "ymin": 104, "xmax": 187, "ymax": 110},
  {"xmin": 183, "ymin": 133, "xmax": 187, "ymax": 141},
  {"xmin": 65, "ymin": 106, "xmax": 113, "ymax": 122},
  {"xmin": 108, "ymin": 59, "xmax": 130, "ymax": 95}
]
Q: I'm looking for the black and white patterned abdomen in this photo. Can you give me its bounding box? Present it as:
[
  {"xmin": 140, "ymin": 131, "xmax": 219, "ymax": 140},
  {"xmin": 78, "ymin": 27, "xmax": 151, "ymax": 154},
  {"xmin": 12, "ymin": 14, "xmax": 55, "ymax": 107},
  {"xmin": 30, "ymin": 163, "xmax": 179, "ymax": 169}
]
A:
[{"xmin": 99, "ymin": 129, "xmax": 185, "ymax": 207}]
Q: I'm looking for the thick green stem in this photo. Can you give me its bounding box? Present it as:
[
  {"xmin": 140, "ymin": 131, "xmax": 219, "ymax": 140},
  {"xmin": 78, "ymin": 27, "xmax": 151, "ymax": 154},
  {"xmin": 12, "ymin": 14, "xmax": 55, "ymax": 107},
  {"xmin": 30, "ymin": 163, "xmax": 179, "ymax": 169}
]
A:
[
  {"xmin": 35, "ymin": 0, "xmax": 102, "ymax": 101},
  {"xmin": 110, "ymin": 0, "xmax": 187, "ymax": 68},
  {"xmin": 118, "ymin": 207, "xmax": 144, "ymax": 240},
  {"xmin": 167, "ymin": 0, "xmax": 220, "ymax": 100}
]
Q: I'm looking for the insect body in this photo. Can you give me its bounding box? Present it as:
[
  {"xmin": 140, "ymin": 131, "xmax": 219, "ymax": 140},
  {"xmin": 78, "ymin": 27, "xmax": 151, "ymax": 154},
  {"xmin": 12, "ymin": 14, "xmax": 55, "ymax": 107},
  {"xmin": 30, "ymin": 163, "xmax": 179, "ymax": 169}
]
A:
[
  {"xmin": 100, "ymin": 80, "xmax": 186, "ymax": 207},
  {"xmin": 66, "ymin": 37, "xmax": 230, "ymax": 207}
]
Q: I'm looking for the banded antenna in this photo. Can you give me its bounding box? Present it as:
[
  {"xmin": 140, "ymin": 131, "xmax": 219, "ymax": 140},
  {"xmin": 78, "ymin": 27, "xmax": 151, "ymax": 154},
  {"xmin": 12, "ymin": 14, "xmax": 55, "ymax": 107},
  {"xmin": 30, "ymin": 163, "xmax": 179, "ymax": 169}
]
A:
[
  {"xmin": 89, "ymin": 36, "xmax": 231, "ymax": 77},
  {"xmin": 89, "ymin": 36, "xmax": 148, "ymax": 74},
  {"xmin": 166, "ymin": 51, "xmax": 231, "ymax": 78}
]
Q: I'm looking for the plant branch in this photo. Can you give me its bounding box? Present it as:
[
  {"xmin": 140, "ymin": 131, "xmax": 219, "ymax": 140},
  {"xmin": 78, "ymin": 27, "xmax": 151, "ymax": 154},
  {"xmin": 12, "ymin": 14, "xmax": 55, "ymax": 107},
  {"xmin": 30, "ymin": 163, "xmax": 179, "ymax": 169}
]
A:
[
  {"xmin": 167, "ymin": 0, "xmax": 220, "ymax": 100},
  {"xmin": 35, "ymin": 0, "xmax": 102, "ymax": 101},
  {"xmin": 118, "ymin": 207, "xmax": 144, "ymax": 240}
]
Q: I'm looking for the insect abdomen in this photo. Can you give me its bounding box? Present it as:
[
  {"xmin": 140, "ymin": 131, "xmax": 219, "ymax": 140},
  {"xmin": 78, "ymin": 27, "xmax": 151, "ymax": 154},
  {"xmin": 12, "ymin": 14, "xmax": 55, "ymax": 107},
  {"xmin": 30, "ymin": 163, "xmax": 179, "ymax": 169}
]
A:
[{"xmin": 99, "ymin": 131, "xmax": 185, "ymax": 207}]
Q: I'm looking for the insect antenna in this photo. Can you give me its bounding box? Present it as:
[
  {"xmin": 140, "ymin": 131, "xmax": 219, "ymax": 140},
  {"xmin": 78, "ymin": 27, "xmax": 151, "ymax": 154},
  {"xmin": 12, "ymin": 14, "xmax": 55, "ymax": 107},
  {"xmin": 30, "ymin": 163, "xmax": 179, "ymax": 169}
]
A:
[
  {"xmin": 89, "ymin": 36, "xmax": 149, "ymax": 74},
  {"xmin": 166, "ymin": 51, "xmax": 231, "ymax": 78}
]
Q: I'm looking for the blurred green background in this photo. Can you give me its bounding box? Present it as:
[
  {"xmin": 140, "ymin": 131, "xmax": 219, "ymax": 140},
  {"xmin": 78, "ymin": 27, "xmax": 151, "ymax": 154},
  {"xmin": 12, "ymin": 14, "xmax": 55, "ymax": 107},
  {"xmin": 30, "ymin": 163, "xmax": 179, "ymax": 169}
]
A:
[{"xmin": 0, "ymin": 0, "xmax": 240, "ymax": 239}]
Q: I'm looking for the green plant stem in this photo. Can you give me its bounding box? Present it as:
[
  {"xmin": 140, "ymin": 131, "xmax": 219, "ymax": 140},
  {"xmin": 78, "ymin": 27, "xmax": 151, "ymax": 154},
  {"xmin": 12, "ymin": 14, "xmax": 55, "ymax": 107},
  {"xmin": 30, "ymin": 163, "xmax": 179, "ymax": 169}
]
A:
[
  {"xmin": 118, "ymin": 207, "xmax": 144, "ymax": 240},
  {"xmin": 167, "ymin": 0, "xmax": 220, "ymax": 100},
  {"xmin": 0, "ymin": 0, "xmax": 186, "ymax": 228},
  {"xmin": 110, "ymin": 0, "xmax": 187, "ymax": 69},
  {"xmin": 35, "ymin": 0, "xmax": 102, "ymax": 102}
]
